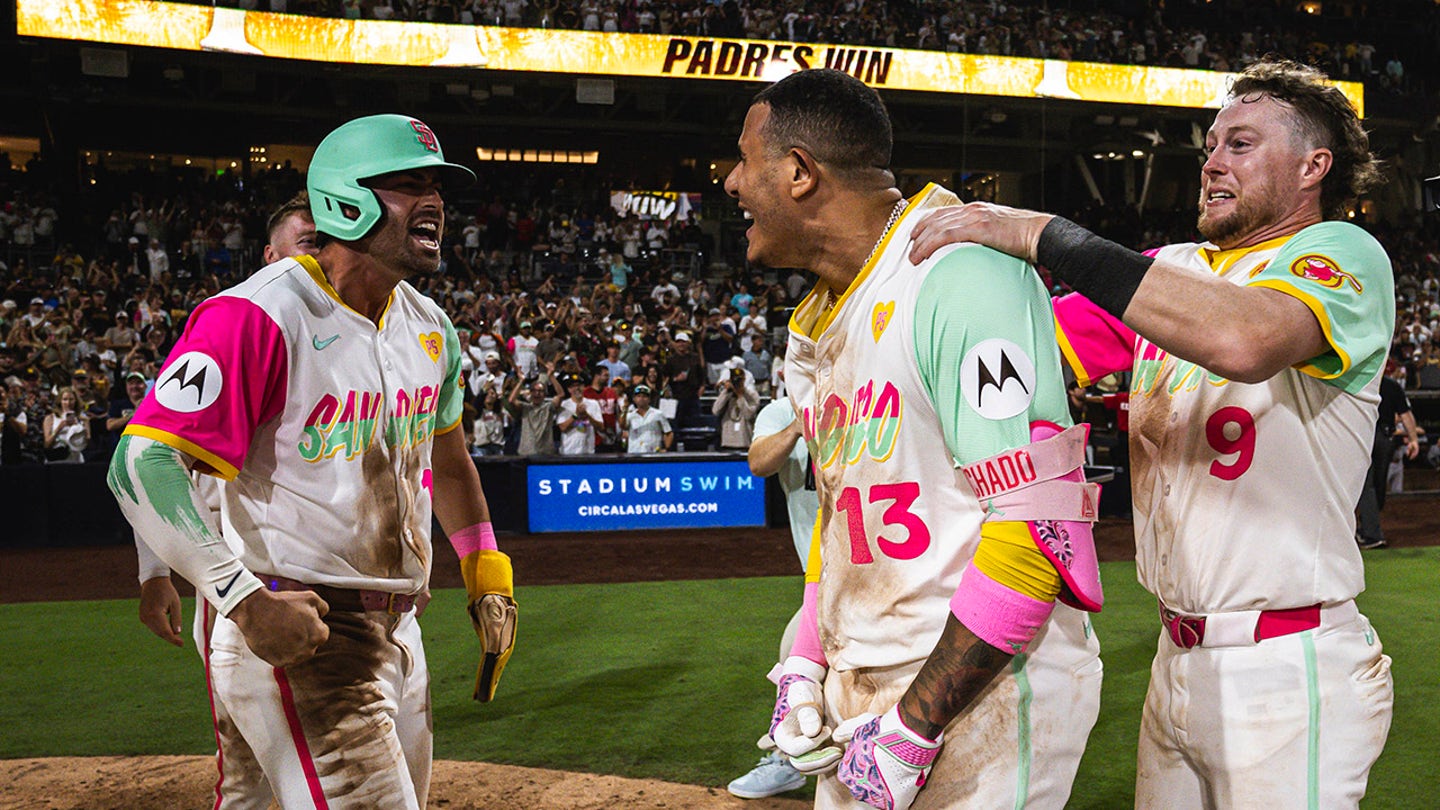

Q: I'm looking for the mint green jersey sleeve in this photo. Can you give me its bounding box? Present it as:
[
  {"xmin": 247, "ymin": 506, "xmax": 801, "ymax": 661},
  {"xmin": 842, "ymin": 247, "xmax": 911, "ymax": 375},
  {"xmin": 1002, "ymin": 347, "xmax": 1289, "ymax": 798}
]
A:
[
  {"xmin": 1245, "ymin": 221, "xmax": 1394, "ymax": 394},
  {"xmin": 914, "ymin": 244, "xmax": 1074, "ymax": 466},
  {"xmin": 437, "ymin": 312, "xmax": 465, "ymax": 433}
]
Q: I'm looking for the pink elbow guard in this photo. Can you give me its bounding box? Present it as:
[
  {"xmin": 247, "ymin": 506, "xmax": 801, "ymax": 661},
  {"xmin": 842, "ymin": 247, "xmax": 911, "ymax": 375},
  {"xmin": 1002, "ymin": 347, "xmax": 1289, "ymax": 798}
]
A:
[
  {"xmin": 950, "ymin": 565, "xmax": 1054, "ymax": 655},
  {"xmin": 449, "ymin": 522, "xmax": 498, "ymax": 558}
]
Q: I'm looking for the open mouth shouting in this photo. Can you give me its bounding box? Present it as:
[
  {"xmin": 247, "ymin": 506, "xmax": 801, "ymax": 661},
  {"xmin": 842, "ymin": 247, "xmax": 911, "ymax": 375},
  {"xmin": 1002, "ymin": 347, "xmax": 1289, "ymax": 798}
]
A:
[{"xmin": 410, "ymin": 220, "xmax": 441, "ymax": 253}]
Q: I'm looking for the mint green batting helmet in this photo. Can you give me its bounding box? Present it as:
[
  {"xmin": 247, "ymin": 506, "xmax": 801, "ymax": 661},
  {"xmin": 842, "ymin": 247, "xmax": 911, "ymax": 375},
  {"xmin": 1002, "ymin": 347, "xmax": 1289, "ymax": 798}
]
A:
[{"xmin": 307, "ymin": 114, "xmax": 476, "ymax": 242}]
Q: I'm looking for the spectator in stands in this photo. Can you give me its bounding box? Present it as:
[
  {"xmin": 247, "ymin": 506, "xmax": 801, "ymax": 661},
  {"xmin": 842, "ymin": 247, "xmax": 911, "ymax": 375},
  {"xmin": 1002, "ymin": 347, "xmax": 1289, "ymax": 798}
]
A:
[
  {"xmin": 712, "ymin": 364, "xmax": 758, "ymax": 450},
  {"xmin": 508, "ymin": 320, "xmax": 540, "ymax": 379},
  {"xmin": 471, "ymin": 350, "xmax": 510, "ymax": 399},
  {"xmin": 146, "ymin": 238, "xmax": 169, "ymax": 284},
  {"xmin": 556, "ymin": 374, "xmax": 603, "ymax": 455},
  {"xmin": 742, "ymin": 336, "xmax": 774, "ymax": 397},
  {"xmin": 42, "ymin": 386, "xmax": 89, "ymax": 464},
  {"xmin": 651, "ymin": 274, "xmax": 681, "ymax": 309},
  {"xmin": 596, "ymin": 340, "xmax": 631, "ymax": 386},
  {"xmin": 581, "ymin": 365, "xmax": 620, "ymax": 451},
  {"xmin": 471, "ymin": 389, "xmax": 510, "ymax": 456},
  {"xmin": 102, "ymin": 311, "xmax": 138, "ymax": 352},
  {"xmin": 730, "ymin": 280, "xmax": 754, "ymax": 316},
  {"xmin": 621, "ymin": 382, "xmax": 672, "ymax": 453},
  {"xmin": 508, "ymin": 365, "xmax": 565, "ymax": 456},
  {"xmin": 21, "ymin": 297, "xmax": 46, "ymax": 329},
  {"xmin": 103, "ymin": 371, "xmax": 149, "ymax": 456},
  {"xmin": 616, "ymin": 321, "xmax": 644, "ymax": 371},
  {"xmin": 535, "ymin": 320, "xmax": 567, "ymax": 368},
  {"xmin": 0, "ymin": 383, "xmax": 29, "ymax": 465},
  {"xmin": 604, "ymin": 249, "xmax": 632, "ymax": 291},
  {"xmin": 699, "ymin": 307, "xmax": 736, "ymax": 384},
  {"xmin": 662, "ymin": 330, "xmax": 704, "ymax": 427}
]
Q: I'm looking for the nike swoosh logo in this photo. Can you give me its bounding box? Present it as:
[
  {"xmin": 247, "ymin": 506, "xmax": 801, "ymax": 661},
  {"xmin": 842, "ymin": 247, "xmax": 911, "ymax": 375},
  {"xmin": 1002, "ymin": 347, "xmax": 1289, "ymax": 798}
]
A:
[
  {"xmin": 313, "ymin": 334, "xmax": 340, "ymax": 350},
  {"xmin": 215, "ymin": 571, "xmax": 243, "ymax": 599}
]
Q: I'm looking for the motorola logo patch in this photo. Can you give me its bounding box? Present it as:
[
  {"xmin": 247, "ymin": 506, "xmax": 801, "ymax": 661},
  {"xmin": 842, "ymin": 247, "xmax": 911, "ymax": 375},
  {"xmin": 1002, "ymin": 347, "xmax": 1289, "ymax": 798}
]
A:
[
  {"xmin": 960, "ymin": 339, "xmax": 1036, "ymax": 420},
  {"xmin": 154, "ymin": 351, "xmax": 224, "ymax": 413}
]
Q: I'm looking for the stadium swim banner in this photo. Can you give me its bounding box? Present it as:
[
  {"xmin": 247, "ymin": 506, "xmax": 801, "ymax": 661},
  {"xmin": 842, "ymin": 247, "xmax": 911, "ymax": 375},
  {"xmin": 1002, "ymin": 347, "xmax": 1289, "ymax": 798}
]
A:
[
  {"xmin": 526, "ymin": 459, "xmax": 766, "ymax": 532},
  {"xmin": 17, "ymin": 0, "xmax": 1364, "ymax": 114}
]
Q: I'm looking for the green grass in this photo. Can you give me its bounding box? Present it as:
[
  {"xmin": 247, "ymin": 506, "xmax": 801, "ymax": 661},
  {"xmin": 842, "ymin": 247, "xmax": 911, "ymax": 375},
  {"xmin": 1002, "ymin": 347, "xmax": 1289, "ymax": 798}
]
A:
[{"xmin": 1, "ymin": 551, "xmax": 1435, "ymax": 807}]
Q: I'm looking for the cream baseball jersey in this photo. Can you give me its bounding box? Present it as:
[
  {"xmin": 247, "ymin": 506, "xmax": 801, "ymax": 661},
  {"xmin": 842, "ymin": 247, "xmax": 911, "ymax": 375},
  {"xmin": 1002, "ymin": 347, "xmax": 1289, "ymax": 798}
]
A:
[
  {"xmin": 126, "ymin": 254, "xmax": 464, "ymax": 594},
  {"xmin": 1057, "ymin": 221, "xmax": 1394, "ymax": 614},
  {"xmin": 785, "ymin": 185, "xmax": 1084, "ymax": 671}
]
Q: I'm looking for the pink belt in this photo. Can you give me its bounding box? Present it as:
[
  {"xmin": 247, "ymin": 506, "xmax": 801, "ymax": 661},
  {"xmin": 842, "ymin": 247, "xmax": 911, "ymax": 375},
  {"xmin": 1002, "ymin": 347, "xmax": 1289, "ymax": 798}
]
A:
[{"xmin": 1158, "ymin": 601, "xmax": 1351, "ymax": 649}]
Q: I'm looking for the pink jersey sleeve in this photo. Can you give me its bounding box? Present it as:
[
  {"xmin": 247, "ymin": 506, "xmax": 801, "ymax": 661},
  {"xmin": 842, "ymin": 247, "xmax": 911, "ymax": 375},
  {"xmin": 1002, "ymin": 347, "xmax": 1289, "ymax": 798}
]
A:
[
  {"xmin": 126, "ymin": 296, "xmax": 288, "ymax": 479},
  {"xmin": 1053, "ymin": 293, "xmax": 1138, "ymax": 387}
]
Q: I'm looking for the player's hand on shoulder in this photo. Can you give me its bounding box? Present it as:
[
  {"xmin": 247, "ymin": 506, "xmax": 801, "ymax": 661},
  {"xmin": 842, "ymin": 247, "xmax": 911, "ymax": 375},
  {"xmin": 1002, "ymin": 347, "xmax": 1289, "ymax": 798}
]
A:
[
  {"xmin": 909, "ymin": 202, "xmax": 1052, "ymax": 267},
  {"xmin": 139, "ymin": 576, "xmax": 185, "ymax": 648},
  {"xmin": 229, "ymin": 588, "xmax": 330, "ymax": 668}
]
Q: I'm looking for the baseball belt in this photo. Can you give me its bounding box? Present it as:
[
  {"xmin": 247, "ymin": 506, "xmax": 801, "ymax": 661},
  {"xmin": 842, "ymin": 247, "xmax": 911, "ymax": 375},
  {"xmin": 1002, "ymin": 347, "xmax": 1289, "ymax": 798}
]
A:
[
  {"xmin": 261, "ymin": 573, "xmax": 417, "ymax": 614},
  {"xmin": 1158, "ymin": 600, "xmax": 1359, "ymax": 649}
]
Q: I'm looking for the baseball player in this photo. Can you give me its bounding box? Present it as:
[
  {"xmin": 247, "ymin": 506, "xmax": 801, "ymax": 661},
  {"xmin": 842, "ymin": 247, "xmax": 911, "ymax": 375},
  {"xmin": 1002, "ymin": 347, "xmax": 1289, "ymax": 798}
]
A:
[
  {"xmin": 728, "ymin": 391, "xmax": 817, "ymax": 799},
  {"xmin": 727, "ymin": 69, "xmax": 1103, "ymax": 810},
  {"xmin": 133, "ymin": 194, "xmax": 320, "ymax": 807},
  {"xmin": 911, "ymin": 58, "xmax": 1394, "ymax": 808},
  {"xmin": 109, "ymin": 114, "xmax": 518, "ymax": 809},
  {"xmin": 137, "ymin": 192, "xmax": 319, "ymax": 651}
]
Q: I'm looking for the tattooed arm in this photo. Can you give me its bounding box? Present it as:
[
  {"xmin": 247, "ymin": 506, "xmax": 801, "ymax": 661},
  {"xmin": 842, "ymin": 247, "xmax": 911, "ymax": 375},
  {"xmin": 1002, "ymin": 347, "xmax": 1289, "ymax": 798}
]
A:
[{"xmin": 897, "ymin": 614, "xmax": 1013, "ymax": 739}]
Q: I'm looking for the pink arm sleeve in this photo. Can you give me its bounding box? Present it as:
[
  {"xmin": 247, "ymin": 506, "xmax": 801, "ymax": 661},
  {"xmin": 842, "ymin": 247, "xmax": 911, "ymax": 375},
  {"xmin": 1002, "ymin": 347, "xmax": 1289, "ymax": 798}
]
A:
[
  {"xmin": 127, "ymin": 296, "xmax": 288, "ymax": 478},
  {"xmin": 1053, "ymin": 293, "xmax": 1138, "ymax": 387},
  {"xmin": 786, "ymin": 580, "xmax": 828, "ymax": 668}
]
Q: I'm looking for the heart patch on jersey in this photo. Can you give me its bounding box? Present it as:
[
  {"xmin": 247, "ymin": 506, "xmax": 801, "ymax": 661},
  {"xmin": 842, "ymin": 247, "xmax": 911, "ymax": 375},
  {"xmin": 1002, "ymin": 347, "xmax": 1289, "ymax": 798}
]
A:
[
  {"xmin": 960, "ymin": 339, "xmax": 1036, "ymax": 420},
  {"xmin": 419, "ymin": 332, "xmax": 443, "ymax": 362},
  {"xmin": 154, "ymin": 351, "xmax": 224, "ymax": 413},
  {"xmin": 871, "ymin": 301, "xmax": 896, "ymax": 342},
  {"xmin": 1289, "ymin": 253, "xmax": 1362, "ymax": 293}
]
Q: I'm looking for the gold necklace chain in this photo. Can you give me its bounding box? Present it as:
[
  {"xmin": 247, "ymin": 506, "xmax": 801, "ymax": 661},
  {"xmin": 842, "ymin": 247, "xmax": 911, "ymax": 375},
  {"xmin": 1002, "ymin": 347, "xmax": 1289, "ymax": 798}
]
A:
[{"xmin": 861, "ymin": 198, "xmax": 909, "ymax": 270}]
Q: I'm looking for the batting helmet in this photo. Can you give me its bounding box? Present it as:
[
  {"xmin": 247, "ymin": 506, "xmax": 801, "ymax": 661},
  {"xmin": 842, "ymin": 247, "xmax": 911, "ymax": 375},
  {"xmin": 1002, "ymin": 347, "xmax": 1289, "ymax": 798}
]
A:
[{"xmin": 307, "ymin": 114, "xmax": 476, "ymax": 242}]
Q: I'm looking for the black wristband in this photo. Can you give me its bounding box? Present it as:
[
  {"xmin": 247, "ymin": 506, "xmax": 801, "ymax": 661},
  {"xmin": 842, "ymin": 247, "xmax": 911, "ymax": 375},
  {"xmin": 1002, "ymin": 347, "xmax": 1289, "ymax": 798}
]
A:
[{"xmin": 1035, "ymin": 217, "xmax": 1154, "ymax": 319}]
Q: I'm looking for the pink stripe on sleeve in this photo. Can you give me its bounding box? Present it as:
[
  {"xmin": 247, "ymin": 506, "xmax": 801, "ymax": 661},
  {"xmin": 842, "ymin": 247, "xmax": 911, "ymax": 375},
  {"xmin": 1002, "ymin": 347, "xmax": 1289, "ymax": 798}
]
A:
[
  {"xmin": 1054, "ymin": 293, "xmax": 1138, "ymax": 384},
  {"xmin": 129, "ymin": 296, "xmax": 288, "ymax": 475}
]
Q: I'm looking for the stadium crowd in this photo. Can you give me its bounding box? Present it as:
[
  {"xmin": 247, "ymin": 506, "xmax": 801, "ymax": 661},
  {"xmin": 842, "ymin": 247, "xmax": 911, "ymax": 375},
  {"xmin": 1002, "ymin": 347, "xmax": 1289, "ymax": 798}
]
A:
[
  {"xmin": 2, "ymin": 153, "xmax": 1439, "ymax": 466},
  {"xmin": 185, "ymin": 0, "xmax": 1431, "ymax": 98}
]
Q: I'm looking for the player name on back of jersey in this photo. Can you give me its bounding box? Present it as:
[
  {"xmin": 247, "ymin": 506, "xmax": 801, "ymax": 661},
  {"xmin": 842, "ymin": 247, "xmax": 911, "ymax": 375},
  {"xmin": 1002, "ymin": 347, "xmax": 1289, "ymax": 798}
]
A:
[{"xmin": 961, "ymin": 448, "xmax": 1039, "ymax": 500}]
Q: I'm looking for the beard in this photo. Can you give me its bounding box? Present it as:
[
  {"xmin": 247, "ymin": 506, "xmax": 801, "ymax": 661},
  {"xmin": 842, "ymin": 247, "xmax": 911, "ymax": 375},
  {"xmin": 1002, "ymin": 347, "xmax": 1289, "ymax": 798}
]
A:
[{"xmin": 1196, "ymin": 185, "xmax": 1279, "ymax": 248}]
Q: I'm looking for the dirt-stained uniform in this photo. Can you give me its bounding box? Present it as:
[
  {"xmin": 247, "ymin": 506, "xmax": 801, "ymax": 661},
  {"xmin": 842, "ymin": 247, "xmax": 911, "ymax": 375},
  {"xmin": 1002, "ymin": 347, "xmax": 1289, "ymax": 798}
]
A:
[
  {"xmin": 1056, "ymin": 221, "xmax": 1395, "ymax": 808},
  {"xmin": 785, "ymin": 185, "xmax": 1102, "ymax": 809},
  {"xmin": 113, "ymin": 253, "xmax": 463, "ymax": 808}
]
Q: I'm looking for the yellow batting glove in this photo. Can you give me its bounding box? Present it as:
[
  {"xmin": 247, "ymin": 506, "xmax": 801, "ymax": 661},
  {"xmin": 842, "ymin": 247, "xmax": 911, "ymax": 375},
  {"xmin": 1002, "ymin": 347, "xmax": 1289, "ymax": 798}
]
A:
[{"xmin": 459, "ymin": 549, "xmax": 517, "ymax": 702}]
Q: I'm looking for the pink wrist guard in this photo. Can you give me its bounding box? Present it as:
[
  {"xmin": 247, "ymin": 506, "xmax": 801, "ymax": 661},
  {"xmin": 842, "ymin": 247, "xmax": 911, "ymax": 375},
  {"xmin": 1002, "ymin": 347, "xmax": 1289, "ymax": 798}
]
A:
[
  {"xmin": 787, "ymin": 581, "xmax": 828, "ymax": 668},
  {"xmin": 950, "ymin": 565, "xmax": 1054, "ymax": 655},
  {"xmin": 449, "ymin": 522, "xmax": 497, "ymax": 558}
]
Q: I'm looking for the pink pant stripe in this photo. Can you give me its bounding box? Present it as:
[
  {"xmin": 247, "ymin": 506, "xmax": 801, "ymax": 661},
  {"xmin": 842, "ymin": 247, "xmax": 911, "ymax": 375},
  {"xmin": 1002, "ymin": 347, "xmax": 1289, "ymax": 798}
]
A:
[
  {"xmin": 274, "ymin": 667, "xmax": 330, "ymax": 809},
  {"xmin": 201, "ymin": 601, "xmax": 224, "ymax": 810}
]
